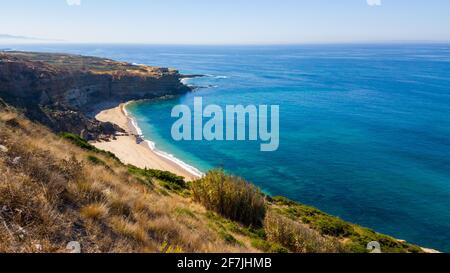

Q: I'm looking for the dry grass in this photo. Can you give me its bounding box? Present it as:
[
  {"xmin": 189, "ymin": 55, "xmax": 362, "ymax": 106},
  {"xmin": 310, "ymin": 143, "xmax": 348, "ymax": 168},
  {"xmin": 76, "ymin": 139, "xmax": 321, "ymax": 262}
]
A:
[
  {"xmin": 80, "ymin": 204, "xmax": 109, "ymax": 220},
  {"xmin": 0, "ymin": 109, "xmax": 251, "ymax": 253},
  {"xmin": 110, "ymin": 216, "xmax": 149, "ymax": 244}
]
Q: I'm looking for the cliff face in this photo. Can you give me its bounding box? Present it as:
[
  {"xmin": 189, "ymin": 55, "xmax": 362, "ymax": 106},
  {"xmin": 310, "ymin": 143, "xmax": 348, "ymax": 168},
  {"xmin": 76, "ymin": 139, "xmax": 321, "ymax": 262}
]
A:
[{"xmin": 0, "ymin": 51, "xmax": 190, "ymax": 139}]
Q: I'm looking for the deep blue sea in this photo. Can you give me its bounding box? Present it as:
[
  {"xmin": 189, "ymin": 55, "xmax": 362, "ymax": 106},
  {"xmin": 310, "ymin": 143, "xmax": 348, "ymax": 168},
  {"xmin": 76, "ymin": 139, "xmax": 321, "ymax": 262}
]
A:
[{"xmin": 7, "ymin": 44, "xmax": 450, "ymax": 252}]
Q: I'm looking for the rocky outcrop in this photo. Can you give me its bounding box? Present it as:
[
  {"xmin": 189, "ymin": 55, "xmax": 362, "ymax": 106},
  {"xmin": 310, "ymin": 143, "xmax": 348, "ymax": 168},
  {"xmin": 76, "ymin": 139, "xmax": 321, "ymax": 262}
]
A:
[{"xmin": 0, "ymin": 51, "xmax": 191, "ymax": 139}]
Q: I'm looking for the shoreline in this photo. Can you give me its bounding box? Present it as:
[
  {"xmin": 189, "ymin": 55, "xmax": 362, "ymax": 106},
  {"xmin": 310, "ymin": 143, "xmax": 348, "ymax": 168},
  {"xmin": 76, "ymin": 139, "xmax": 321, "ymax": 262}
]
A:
[{"xmin": 92, "ymin": 101, "xmax": 203, "ymax": 181}]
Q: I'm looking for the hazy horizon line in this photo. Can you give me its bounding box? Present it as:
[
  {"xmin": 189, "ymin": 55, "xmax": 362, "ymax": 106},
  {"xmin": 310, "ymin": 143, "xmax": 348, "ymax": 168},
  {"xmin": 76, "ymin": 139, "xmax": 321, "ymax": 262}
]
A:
[{"xmin": 2, "ymin": 40, "xmax": 450, "ymax": 47}]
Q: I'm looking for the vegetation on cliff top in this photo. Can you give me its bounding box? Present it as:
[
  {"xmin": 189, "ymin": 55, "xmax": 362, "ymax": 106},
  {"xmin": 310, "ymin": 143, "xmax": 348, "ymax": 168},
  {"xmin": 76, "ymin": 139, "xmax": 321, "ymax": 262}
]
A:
[{"xmin": 0, "ymin": 51, "xmax": 176, "ymax": 77}]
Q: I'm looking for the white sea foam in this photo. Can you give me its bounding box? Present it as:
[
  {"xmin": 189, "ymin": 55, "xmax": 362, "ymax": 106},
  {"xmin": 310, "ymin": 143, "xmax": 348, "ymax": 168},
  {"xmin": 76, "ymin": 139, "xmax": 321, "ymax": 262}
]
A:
[
  {"xmin": 180, "ymin": 78, "xmax": 192, "ymax": 85},
  {"xmin": 122, "ymin": 104, "xmax": 143, "ymax": 136},
  {"xmin": 123, "ymin": 102, "xmax": 204, "ymax": 178},
  {"xmin": 143, "ymin": 139, "xmax": 156, "ymax": 150},
  {"xmin": 204, "ymin": 74, "xmax": 229, "ymax": 79},
  {"xmin": 151, "ymin": 143, "xmax": 204, "ymax": 178},
  {"xmin": 130, "ymin": 117, "xmax": 143, "ymax": 136}
]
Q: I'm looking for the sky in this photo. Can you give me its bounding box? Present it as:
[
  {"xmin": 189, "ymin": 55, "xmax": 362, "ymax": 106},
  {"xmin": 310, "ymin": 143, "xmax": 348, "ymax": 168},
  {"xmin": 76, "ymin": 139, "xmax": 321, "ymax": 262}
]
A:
[{"xmin": 1, "ymin": 0, "xmax": 450, "ymax": 44}]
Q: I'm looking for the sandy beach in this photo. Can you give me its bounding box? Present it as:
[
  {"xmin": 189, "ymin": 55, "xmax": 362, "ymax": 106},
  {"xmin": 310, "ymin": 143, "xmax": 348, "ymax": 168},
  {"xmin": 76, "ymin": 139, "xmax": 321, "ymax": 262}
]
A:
[{"xmin": 92, "ymin": 103, "xmax": 200, "ymax": 181}]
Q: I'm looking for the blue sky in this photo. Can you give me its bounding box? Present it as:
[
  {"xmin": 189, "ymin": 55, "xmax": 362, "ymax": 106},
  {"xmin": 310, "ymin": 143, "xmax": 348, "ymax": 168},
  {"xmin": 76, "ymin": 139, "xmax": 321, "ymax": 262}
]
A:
[{"xmin": 1, "ymin": 0, "xmax": 450, "ymax": 44}]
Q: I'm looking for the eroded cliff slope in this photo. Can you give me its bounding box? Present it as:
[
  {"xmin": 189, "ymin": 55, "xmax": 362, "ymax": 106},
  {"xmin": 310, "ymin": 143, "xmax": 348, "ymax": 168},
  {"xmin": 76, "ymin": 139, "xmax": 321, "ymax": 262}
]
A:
[{"xmin": 0, "ymin": 51, "xmax": 190, "ymax": 139}]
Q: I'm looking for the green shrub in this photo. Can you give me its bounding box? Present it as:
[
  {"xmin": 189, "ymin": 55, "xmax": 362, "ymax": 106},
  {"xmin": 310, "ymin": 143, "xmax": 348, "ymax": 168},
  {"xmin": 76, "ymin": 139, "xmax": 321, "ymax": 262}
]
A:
[
  {"xmin": 191, "ymin": 169, "xmax": 266, "ymax": 227},
  {"xmin": 313, "ymin": 217, "xmax": 353, "ymax": 237},
  {"xmin": 347, "ymin": 227, "xmax": 423, "ymax": 253},
  {"xmin": 251, "ymin": 239, "xmax": 289, "ymax": 253},
  {"xmin": 60, "ymin": 132, "xmax": 93, "ymax": 150},
  {"xmin": 275, "ymin": 199, "xmax": 354, "ymax": 237},
  {"xmin": 264, "ymin": 210, "xmax": 344, "ymax": 253},
  {"xmin": 60, "ymin": 132, "xmax": 120, "ymax": 162},
  {"xmin": 271, "ymin": 196, "xmax": 297, "ymax": 206},
  {"xmin": 127, "ymin": 165, "xmax": 186, "ymax": 189},
  {"xmin": 87, "ymin": 155, "xmax": 105, "ymax": 165},
  {"xmin": 219, "ymin": 231, "xmax": 242, "ymax": 246}
]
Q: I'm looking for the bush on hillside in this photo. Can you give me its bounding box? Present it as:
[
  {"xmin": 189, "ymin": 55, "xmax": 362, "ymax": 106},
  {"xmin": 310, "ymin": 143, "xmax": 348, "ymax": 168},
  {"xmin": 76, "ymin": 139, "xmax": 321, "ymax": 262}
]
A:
[
  {"xmin": 127, "ymin": 165, "xmax": 186, "ymax": 189},
  {"xmin": 191, "ymin": 169, "xmax": 266, "ymax": 227}
]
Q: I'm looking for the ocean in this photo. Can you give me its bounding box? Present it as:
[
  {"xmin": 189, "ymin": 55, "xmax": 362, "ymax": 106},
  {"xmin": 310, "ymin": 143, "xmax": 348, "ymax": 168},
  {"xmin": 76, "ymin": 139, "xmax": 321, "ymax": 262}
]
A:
[{"xmin": 7, "ymin": 44, "xmax": 450, "ymax": 252}]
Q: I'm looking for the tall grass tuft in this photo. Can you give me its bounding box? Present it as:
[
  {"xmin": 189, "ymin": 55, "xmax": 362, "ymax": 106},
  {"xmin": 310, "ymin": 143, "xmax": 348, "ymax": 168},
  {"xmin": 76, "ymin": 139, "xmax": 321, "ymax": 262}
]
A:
[{"xmin": 191, "ymin": 169, "xmax": 266, "ymax": 227}]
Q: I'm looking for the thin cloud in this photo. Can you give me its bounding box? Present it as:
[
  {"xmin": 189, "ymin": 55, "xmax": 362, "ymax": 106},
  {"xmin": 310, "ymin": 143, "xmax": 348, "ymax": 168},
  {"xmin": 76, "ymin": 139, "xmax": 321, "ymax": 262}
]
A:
[
  {"xmin": 0, "ymin": 34, "xmax": 64, "ymax": 42},
  {"xmin": 66, "ymin": 0, "xmax": 81, "ymax": 6},
  {"xmin": 367, "ymin": 0, "xmax": 382, "ymax": 6},
  {"xmin": 0, "ymin": 34, "xmax": 41, "ymax": 40}
]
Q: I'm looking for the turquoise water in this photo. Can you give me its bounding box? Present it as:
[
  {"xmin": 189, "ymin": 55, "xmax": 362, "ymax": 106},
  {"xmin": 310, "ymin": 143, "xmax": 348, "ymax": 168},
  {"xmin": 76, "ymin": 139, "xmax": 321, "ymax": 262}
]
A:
[{"xmin": 9, "ymin": 44, "xmax": 450, "ymax": 251}]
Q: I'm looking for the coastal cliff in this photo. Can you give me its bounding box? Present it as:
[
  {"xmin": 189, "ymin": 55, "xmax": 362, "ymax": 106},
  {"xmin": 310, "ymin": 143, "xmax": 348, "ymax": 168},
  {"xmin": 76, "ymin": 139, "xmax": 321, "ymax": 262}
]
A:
[{"xmin": 0, "ymin": 51, "xmax": 190, "ymax": 139}]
